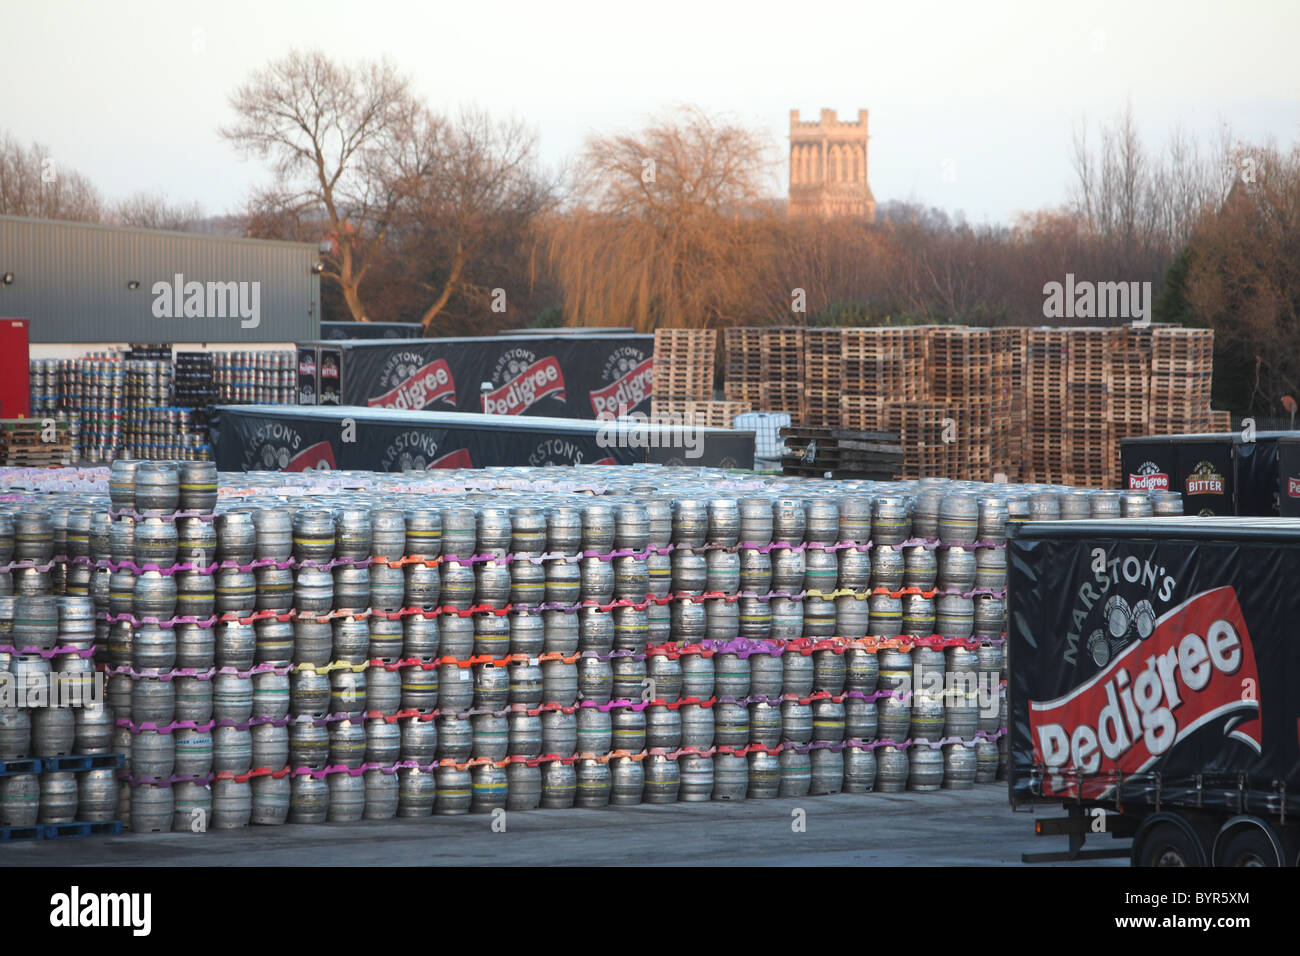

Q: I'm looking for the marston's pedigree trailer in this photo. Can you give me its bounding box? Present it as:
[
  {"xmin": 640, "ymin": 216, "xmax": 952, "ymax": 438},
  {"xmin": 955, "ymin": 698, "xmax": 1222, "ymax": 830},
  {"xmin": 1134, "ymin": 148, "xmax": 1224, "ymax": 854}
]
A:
[{"xmin": 1009, "ymin": 517, "xmax": 1300, "ymax": 866}]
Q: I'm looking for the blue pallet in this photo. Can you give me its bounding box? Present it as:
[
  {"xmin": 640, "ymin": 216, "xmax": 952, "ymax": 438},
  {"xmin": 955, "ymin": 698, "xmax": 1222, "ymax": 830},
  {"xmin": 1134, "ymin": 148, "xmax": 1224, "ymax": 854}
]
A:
[
  {"xmin": 41, "ymin": 820, "xmax": 123, "ymax": 839},
  {"xmin": 40, "ymin": 753, "xmax": 124, "ymax": 773},
  {"xmin": 0, "ymin": 758, "xmax": 42, "ymax": 777},
  {"xmin": 0, "ymin": 825, "xmax": 42, "ymax": 843}
]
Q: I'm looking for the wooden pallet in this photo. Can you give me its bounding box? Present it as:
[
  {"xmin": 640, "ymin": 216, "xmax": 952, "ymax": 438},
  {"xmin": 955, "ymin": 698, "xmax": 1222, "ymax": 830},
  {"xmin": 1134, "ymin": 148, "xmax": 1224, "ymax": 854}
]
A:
[
  {"xmin": 682, "ymin": 400, "xmax": 751, "ymax": 429},
  {"xmin": 0, "ymin": 419, "xmax": 75, "ymax": 467}
]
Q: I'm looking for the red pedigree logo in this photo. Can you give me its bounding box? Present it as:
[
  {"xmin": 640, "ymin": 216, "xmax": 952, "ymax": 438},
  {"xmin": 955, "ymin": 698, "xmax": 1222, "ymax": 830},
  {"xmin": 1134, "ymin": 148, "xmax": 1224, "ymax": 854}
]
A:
[
  {"xmin": 481, "ymin": 357, "xmax": 565, "ymax": 415},
  {"xmin": 590, "ymin": 357, "xmax": 653, "ymax": 416},
  {"xmin": 1029, "ymin": 586, "xmax": 1261, "ymax": 799},
  {"xmin": 366, "ymin": 359, "xmax": 456, "ymax": 411}
]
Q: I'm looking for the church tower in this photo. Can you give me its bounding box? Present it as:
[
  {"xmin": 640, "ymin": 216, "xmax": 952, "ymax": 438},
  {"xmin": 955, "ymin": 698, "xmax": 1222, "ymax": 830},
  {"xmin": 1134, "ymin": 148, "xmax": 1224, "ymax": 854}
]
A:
[{"xmin": 788, "ymin": 108, "xmax": 876, "ymax": 220}]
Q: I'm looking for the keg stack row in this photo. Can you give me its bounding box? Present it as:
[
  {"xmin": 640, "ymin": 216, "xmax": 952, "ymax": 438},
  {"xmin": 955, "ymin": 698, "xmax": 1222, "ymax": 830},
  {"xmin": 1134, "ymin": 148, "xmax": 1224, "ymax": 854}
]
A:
[
  {"xmin": 0, "ymin": 510, "xmax": 121, "ymax": 835},
  {"xmin": 0, "ymin": 464, "xmax": 1185, "ymax": 835},
  {"xmin": 212, "ymin": 350, "xmax": 296, "ymax": 406}
]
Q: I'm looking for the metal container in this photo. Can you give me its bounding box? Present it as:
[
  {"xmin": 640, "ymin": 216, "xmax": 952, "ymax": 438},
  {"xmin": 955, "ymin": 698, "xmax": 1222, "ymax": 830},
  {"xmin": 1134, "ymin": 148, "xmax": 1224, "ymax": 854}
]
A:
[
  {"xmin": 251, "ymin": 773, "xmax": 291, "ymax": 825},
  {"xmin": 540, "ymin": 760, "xmax": 577, "ymax": 809},
  {"xmin": 813, "ymin": 649, "xmax": 846, "ymax": 695},
  {"xmin": 574, "ymin": 758, "xmax": 611, "ymax": 808},
  {"xmin": 133, "ymin": 516, "xmax": 178, "ymax": 568},
  {"xmin": 809, "ymin": 747, "xmax": 843, "ymax": 795},
  {"xmin": 404, "ymin": 507, "xmax": 443, "ymax": 560},
  {"xmin": 73, "ymin": 705, "xmax": 114, "ymax": 755},
  {"xmin": 329, "ymin": 718, "xmax": 366, "ymax": 769},
  {"xmin": 942, "ymin": 742, "xmax": 976, "ymax": 789},
  {"xmin": 134, "ymin": 462, "xmax": 180, "ymax": 512},
  {"xmin": 541, "ymin": 709, "xmax": 577, "ymax": 757},
  {"xmin": 213, "ymin": 726, "xmax": 253, "ymax": 774},
  {"xmin": 327, "ymin": 772, "xmax": 366, "ymax": 822},
  {"xmin": 577, "ymin": 706, "xmax": 612, "ymax": 755},
  {"xmin": 609, "ymin": 755, "xmax": 644, "ymax": 806},
  {"xmin": 908, "ymin": 745, "xmax": 944, "ymax": 791},
  {"xmin": 249, "ymin": 723, "xmax": 288, "ymax": 770},
  {"xmin": 129, "ymin": 783, "xmax": 174, "ymax": 833},
  {"xmin": 436, "ymin": 714, "xmax": 471, "ymax": 762},
  {"xmin": 290, "ymin": 774, "xmax": 330, "ymax": 823},
  {"xmin": 363, "ymin": 769, "xmax": 399, "ymax": 820},
  {"xmin": 843, "ymin": 745, "xmax": 877, "ymax": 793},
  {"xmin": 174, "ymin": 727, "xmax": 213, "ymax": 777},
  {"xmin": 871, "ymin": 546, "xmax": 903, "ymax": 591},
  {"xmin": 877, "ymin": 692, "xmax": 911, "ymax": 741},
  {"xmin": 31, "ymin": 706, "xmax": 75, "ymax": 758},
  {"xmin": 778, "ymin": 748, "xmax": 811, "ymax": 797},
  {"xmin": 13, "ymin": 595, "xmax": 58, "ymax": 652},
  {"xmin": 679, "ymin": 649, "xmax": 714, "ymax": 699},
  {"xmin": 678, "ymin": 754, "xmax": 714, "ymax": 802},
  {"xmin": 400, "ymin": 716, "xmax": 439, "ymax": 763},
  {"xmin": 292, "ymin": 508, "xmax": 336, "ymax": 563},
  {"xmin": 369, "ymin": 562, "xmax": 405, "ymax": 612},
  {"xmin": 37, "ymin": 771, "xmax": 78, "ymax": 824},
  {"xmin": 77, "ymin": 768, "xmax": 120, "ymax": 823},
  {"xmin": 713, "ymin": 752, "xmax": 748, "ymax": 801},
  {"xmin": 679, "ymin": 702, "xmax": 715, "ymax": 749},
  {"xmin": 289, "ymin": 721, "xmax": 329, "ymax": 769},
  {"xmin": 937, "ymin": 546, "xmax": 976, "ymax": 592},
  {"xmin": 875, "ymin": 745, "xmax": 908, "ymax": 793},
  {"xmin": 643, "ymin": 753, "xmax": 680, "ymax": 804},
  {"xmin": 505, "ymin": 761, "xmax": 542, "ymax": 811}
]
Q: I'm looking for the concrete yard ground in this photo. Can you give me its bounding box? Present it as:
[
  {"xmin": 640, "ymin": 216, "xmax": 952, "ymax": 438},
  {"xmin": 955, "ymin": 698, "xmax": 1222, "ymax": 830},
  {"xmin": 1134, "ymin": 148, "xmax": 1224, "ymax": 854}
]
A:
[{"xmin": 4, "ymin": 785, "xmax": 1129, "ymax": 867}]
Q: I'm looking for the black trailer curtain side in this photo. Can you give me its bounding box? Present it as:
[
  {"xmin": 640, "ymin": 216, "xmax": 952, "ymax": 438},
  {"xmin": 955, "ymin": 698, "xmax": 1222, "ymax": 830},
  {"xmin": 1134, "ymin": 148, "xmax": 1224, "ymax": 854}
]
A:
[{"xmin": 1007, "ymin": 517, "xmax": 1300, "ymax": 818}]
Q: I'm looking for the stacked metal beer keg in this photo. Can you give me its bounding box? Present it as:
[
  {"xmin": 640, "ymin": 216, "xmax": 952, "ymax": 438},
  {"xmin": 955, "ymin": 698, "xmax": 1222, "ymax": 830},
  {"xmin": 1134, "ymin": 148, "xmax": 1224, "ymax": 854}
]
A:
[
  {"xmin": 213, "ymin": 351, "xmax": 296, "ymax": 405},
  {"xmin": 1, "ymin": 463, "xmax": 1187, "ymax": 834},
  {"xmin": 0, "ymin": 498, "xmax": 118, "ymax": 833}
]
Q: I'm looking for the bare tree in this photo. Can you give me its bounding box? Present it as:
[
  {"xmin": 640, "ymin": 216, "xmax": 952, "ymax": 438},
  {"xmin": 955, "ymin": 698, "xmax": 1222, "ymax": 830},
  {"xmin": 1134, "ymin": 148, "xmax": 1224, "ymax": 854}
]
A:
[
  {"xmin": 398, "ymin": 109, "xmax": 559, "ymax": 330},
  {"xmin": 0, "ymin": 131, "xmax": 103, "ymax": 222},
  {"xmin": 221, "ymin": 49, "xmax": 426, "ymax": 322},
  {"xmin": 547, "ymin": 106, "xmax": 779, "ymax": 330},
  {"xmin": 112, "ymin": 191, "xmax": 205, "ymax": 231}
]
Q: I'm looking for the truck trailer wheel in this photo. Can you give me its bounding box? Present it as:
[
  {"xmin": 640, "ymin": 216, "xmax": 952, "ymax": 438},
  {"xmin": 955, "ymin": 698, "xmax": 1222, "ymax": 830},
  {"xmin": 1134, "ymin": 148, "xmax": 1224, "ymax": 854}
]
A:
[
  {"xmin": 1132, "ymin": 816, "xmax": 1208, "ymax": 867},
  {"xmin": 1217, "ymin": 823, "xmax": 1284, "ymax": 867}
]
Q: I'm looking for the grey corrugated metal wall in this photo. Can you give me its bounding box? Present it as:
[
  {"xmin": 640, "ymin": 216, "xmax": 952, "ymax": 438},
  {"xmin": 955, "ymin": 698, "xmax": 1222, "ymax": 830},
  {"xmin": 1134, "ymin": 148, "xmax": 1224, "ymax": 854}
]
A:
[{"xmin": 0, "ymin": 215, "xmax": 321, "ymax": 343}]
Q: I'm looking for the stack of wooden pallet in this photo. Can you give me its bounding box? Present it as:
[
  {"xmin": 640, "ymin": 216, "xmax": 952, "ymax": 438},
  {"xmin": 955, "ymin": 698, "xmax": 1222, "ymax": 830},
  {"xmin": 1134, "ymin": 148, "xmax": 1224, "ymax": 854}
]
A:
[
  {"xmin": 1107, "ymin": 326, "xmax": 1153, "ymax": 483},
  {"xmin": 0, "ymin": 418, "xmax": 75, "ymax": 467},
  {"xmin": 990, "ymin": 327, "xmax": 1027, "ymax": 480},
  {"xmin": 1024, "ymin": 328, "xmax": 1071, "ymax": 484},
  {"xmin": 722, "ymin": 327, "xmax": 763, "ymax": 408},
  {"xmin": 929, "ymin": 327, "xmax": 993, "ymax": 481},
  {"xmin": 1207, "ymin": 409, "xmax": 1232, "ymax": 433},
  {"xmin": 881, "ymin": 401, "xmax": 956, "ymax": 479},
  {"xmin": 778, "ymin": 425, "xmax": 903, "ymax": 480},
  {"xmin": 713, "ymin": 322, "xmax": 1221, "ymax": 485},
  {"xmin": 1066, "ymin": 328, "xmax": 1116, "ymax": 487},
  {"xmin": 802, "ymin": 329, "xmax": 844, "ymax": 427},
  {"xmin": 839, "ymin": 327, "xmax": 929, "ymax": 430},
  {"xmin": 651, "ymin": 328, "xmax": 716, "ymax": 418},
  {"xmin": 759, "ymin": 327, "xmax": 805, "ymax": 418},
  {"xmin": 681, "ymin": 400, "xmax": 751, "ymax": 429},
  {"xmin": 1148, "ymin": 327, "xmax": 1215, "ymax": 434}
]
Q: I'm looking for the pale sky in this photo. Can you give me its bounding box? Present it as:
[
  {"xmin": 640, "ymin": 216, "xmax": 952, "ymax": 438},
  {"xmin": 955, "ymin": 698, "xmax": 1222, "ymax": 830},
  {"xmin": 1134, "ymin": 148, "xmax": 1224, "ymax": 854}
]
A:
[{"xmin": 3, "ymin": 0, "xmax": 1297, "ymax": 225}]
